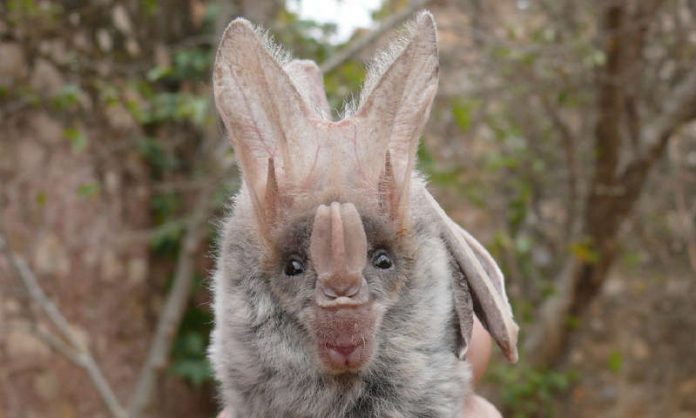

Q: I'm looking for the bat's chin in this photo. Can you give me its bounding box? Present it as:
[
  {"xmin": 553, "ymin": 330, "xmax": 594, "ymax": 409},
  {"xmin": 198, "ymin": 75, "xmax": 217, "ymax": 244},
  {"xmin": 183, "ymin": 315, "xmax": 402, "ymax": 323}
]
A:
[{"xmin": 311, "ymin": 304, "xmax": 377, "ymax": 375}]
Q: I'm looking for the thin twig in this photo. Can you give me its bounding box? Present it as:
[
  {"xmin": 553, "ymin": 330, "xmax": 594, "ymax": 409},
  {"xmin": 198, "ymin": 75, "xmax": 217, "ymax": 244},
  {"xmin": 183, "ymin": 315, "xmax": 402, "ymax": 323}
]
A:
[
  {"xmin": 33, "ymin": 326, "xmax": 85, "ymax": 366},
  {"xmin": 637, "ymin": 70, "xmax": 696, "ymax": 162},
  {"xmin": 538, "ymin": 91, "xmax": 579, "ymax": 242},
  {"xmin": 618, "ymin": 69, "xmax": 696, "ymax": 189},
  {"xmin": 127, "ymin": 153, "xmax": 224, "ymax": 418},
  {"xmin": 319, "ymin": 0, "xmax": 434, "ymax": 74},
  {"xmin": 0, "ymin": 232, "xmax": 128, "ymax": 418},
  {"xmin": 669, "ymin": 139, "xmax": 696, "ymax": 273}
]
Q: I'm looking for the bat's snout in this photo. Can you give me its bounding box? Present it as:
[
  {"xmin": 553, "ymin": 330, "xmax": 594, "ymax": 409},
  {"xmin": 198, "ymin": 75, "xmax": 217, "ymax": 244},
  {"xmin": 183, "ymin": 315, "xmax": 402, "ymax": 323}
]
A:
[
  {"xmin": 310, "ymin": 202, "xmax": 369, "ymax": 308},
  {"xmin": 308, "ymin": 201, "xmax": 376, "ymax": 374}
]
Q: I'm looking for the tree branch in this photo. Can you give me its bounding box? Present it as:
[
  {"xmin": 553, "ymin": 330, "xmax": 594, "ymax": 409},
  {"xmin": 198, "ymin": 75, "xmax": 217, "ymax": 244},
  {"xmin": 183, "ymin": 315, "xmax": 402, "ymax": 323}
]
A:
[
  {"xmin": 669, "ymin": 139, "xmax": 696, "ymax": 274},
  {"xmin": 319, "ymin": 0, "xmax": 434, "ymax": 74},
  {"xmin": 617, "ymin": 69, "xmax": 696, "ymax": 193},
  {"xmin": 127, "ymin": 162, "xmax": 222, "ymax": 418},
  {"xmin": 0, "ymin": 232, "xmax": 127, "ymax": 418},
  {"xmin": 636, "ymin": 69, "xmax": 696, "ymax": 163}
]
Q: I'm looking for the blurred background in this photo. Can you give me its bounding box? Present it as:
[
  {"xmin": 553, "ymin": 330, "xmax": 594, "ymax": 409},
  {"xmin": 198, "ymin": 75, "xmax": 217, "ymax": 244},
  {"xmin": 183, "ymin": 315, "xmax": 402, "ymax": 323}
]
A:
[{"xmin": 1, "ymin": 0, "xmax": 695, "ymax": 417}]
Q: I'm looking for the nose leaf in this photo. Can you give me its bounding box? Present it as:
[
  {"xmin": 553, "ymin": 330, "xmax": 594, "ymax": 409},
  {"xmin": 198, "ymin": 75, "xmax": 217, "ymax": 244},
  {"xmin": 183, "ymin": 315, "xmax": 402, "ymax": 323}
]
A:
[{"xmin": 310, "ymin": 202, "xmax": 368, "ymax": 306}]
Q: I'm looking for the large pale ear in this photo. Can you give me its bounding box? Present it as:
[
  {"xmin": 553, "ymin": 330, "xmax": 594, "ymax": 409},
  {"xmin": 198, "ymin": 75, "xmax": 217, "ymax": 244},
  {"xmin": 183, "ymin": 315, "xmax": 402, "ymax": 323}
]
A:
[
  {"xmin": 423, "ymin": 188, "xmax": 519, "ymax": 363},
  {"xmin": 213, "ymin": 18, "xmax": 313, "ymax": 237},
  {"xmin": 355, "ymin": 11, "xmax": 439, "ymax": 225}
]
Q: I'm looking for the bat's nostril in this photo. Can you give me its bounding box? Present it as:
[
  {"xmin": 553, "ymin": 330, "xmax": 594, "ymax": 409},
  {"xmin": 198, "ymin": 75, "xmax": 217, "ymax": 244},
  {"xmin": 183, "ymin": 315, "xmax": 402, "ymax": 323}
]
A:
[
  {"xmin": 343, "ymin": 283, "xmax": 361, "ymax": 297},
  {"xmin": 316, "ymin": 275, "xmax": 369, "ymax": 307},
  {"xmin": 321, "ymin": 276, "xmax": 362, "ymax": 299},
  {"xmin": 322, "ymin": 286, "xmax": 338, "ymax": 298}
]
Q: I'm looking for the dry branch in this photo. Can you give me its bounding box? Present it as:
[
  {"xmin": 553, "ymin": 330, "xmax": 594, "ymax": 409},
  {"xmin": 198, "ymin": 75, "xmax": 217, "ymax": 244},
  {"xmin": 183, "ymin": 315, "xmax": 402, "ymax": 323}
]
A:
[
  {"xmin": 669, "ymin": 139, "xmax": 696, "ymax": 273},
  {"xmin": 0, "ymin": 232, "xmax": 128, "ymax": 418},
  {"xmin": 127, "ymin": 158, "xmax": 223, "ymax": 418},
  {"xmin": 636, "ymin": 70, "xmax": 696, "ymax": 162}
]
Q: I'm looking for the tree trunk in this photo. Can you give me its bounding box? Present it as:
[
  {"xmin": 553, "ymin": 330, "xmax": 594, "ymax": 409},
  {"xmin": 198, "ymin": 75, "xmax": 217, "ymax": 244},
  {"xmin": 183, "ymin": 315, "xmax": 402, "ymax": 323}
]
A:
[{"xmin": 525, "ymin": 136, "xmax": 667, "ymax": 367}]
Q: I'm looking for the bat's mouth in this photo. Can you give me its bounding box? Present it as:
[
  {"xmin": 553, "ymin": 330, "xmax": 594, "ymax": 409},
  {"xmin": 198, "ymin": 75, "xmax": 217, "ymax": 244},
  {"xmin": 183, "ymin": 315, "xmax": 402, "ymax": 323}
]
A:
[
  {"xmin": 311, "ymin": 304, "xmax": 377, "ymax": 375},
  {"xmin": 318, "ymin": 340, "xmax": 371, "ymax": 373}
]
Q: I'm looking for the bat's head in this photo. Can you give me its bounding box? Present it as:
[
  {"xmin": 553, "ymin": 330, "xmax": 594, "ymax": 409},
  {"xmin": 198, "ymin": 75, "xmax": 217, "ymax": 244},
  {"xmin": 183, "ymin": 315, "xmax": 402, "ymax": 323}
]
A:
[{"xmin": 213, "ymin": 12, "xmax": 517, "ymax": 377}]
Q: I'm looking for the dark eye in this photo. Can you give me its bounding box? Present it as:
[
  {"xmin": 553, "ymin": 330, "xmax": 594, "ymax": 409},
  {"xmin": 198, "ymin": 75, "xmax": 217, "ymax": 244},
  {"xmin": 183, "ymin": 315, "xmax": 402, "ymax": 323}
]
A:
[
  {"xmin": 284, "ymin": 258, "xmax": 305, "ymax": 276},
  {"xmin": 371, "ymin": 250, "xmax": 393, "ymax": 270}
]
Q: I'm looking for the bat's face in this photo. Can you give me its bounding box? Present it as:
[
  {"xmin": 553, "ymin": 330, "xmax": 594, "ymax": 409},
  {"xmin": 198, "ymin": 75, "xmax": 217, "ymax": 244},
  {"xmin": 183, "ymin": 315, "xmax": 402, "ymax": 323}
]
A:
[
  {"xmin": 263, "ymin": 202, "xmax": 413, "ymax": 374},
  {"xmin": 211, "ymin": 11, "xmax": 442, "ymax": 377}
]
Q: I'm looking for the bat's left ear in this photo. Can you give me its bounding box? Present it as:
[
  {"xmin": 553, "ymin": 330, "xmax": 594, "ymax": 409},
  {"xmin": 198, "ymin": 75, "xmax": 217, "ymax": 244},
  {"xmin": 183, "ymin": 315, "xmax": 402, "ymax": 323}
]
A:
[
  {"xmin": 353, "ymin": 11, "xmax": 439, "ymax": 226},
  {"xmin": 423, "ymin": 187, "xmax": 519, "ymax": 364}
]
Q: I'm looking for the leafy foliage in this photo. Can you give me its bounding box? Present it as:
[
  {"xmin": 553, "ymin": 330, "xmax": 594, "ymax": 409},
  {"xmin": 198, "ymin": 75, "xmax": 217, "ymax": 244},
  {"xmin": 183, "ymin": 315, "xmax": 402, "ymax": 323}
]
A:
[
  {"xmin": 169, "ymin": 278, "xmax": 214, "ymax": 387},
  {"xmin": 488, "ymin": 363, "xmax": 576, "ymax": 418}
]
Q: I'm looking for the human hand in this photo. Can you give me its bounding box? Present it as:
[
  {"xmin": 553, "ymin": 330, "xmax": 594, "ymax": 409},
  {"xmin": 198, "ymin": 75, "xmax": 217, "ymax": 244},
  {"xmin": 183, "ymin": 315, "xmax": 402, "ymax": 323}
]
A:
[{"xmin": 462, "ymin": 316, "xmax": 502, "ymax": 417}]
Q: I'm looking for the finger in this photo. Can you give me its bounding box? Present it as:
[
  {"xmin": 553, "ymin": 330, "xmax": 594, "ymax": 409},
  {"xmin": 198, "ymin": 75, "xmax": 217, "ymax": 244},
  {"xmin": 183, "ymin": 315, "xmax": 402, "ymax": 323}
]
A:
[
  {"xmin": 463, "ymin": 394, "xmax": 502, "ymax": 418},
  {"xmin": 466, "ymin": 315, "xmax": 492, "ymax": 385}
]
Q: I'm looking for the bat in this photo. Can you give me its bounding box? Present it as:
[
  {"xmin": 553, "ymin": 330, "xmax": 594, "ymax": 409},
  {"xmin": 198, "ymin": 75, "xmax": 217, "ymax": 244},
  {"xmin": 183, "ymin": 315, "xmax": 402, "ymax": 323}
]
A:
[{"xmin": 209, "ymin": 11, "xmax": 518, "ymax": 417}]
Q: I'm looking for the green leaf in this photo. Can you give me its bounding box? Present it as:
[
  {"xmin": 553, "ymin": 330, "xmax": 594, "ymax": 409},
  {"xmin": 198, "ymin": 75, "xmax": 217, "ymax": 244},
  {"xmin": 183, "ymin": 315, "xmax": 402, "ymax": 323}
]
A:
[
  {"xmin": 515, "ymin": 235, "xmax": 532, "ymax": 253},
  {"xmin": 51, "ymin": 84, "xmax": 83, "ymax": 110},
  {"xmin": 417, "ymin": 141, "xmax": 435, "ymax": 167},
  {"xmin": 146, "ymin": 65, "xmax": 173, "ymax": 82},
  {"xmin": 607, "ymin": 351, "xmax": 623, "ymax": 374},
  {"xmin": 63, "ymin": 127, "xmax": 87, "ymax": 152},
  {"xmin": 172, "ymin": 48, "xmax": 212, "ymax": 80},
  {"xmin": 150, "ymin": 220, "xmax": 184, "ymax": 255},
  {"xmin": 583, "ymin": 49, "xmax": 606, "ymax": 68},
  {"xmin": 169, "ymin": 358, "xmax": 212, "ymax": 387},
  {"xmin": 565, "ymin": 315, "xmax": 580, "ymax": 330},
  {"xmin": 569, "ymin": 240, "xmax": 600, "ymax": 263},
  {"xmin": 137, "ymin": 137, "xmax": 178, "ymax": 173},
  {"xmin": 557, "ymin": 89, "xmax": 580, "ymax": 108},
  {"xmin": 492, "ymin": 45, "xmax": 511, "ymax": 59},
  {"xmin": 96, "ymin": 82, "xmax": 120, "ymax": 105},
  {"xmin": 36, "ymin": 191, "xmax": 46, "ymax": 207},
  {"xmin": 622, "ymin": 250, "xmax": 642, "ymax": 268},
  {"xmin": 77, "ymin": 182, "xmax": 100, "ymax": 198},
  {"xmin": 451, "ymin": 99, "xmax": 477, "ymax": 133}
]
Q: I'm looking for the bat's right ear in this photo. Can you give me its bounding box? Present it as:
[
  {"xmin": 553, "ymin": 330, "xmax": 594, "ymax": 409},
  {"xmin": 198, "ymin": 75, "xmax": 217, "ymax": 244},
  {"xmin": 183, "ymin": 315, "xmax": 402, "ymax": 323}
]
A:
[
  {"xmin": 423, "ymin": 188, "xmax": 519, "ymax": 363},
  {"xmin": 353, "ymin": 11, "xmax": 439, "ymax": 228},
  {"xmin": 213, "ymin": 19, "xmax": 313, "ymax": 237}
]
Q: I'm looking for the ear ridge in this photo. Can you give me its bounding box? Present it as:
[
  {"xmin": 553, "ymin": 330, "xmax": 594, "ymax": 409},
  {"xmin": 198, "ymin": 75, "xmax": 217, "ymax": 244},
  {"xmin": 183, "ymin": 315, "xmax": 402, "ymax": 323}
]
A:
[
  {"xmin": 422, "ymin": 187, "xmax": 519, "ymax": 363},
  {"xmin": 451, "ymin": 262, "xmax": 475, "ymax": 359}
]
